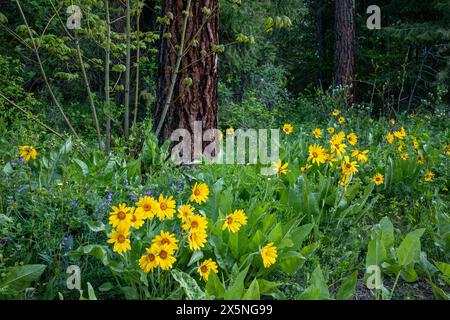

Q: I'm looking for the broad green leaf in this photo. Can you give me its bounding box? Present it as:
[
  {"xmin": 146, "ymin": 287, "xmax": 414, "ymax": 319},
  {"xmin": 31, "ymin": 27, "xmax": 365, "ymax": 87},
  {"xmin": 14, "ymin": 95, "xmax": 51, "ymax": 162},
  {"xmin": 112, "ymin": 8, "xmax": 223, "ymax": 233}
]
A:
[
  {"xmin": 224, "ymin": 265, "xmax": 249, "ymax": 300},
  {"xmin": 290, "ymin": 223, "xmax": 313, "ymax": 250},
  {"xmin": 74, "ymin": 159, "xmax": 89, "ymax": 176},
  {"xmin": 366, "ymin": 239, "xmax": 386, "ymax": 268},
  {"xmin": 379, "ymin": 217, "xmax": 394, "ymax": 249},
  {"xmin": 86, "ymin": 221, "xmax": 105, "ymax": 232},
  {"xmin": 268, "ymin": 223, "xmax": 283, "ymax": 244},
  {"xmin": 187, "ymin": 250, "xmax": 204, "ymax": 267},
  {"xmin": 397, "ymin": 228, "xmax": 425, "ymax": 267},
  {"xmin": 298, "ymin": 265, "xmax": 330, "ymax": 300},
  {"xmin": 336, "ymin": 271, "xmax": 358, "ymax": 300},
  {"xmin": 205, "ymin": 271, "xmax": 225, "ymax": 299},
  {"xmin": 401, "ymin": 266, "xmax": 418, "ymax": 282},
  {"xmin": 434, "ymin": 261, "xmax": 450, "ymax": 285},
  {"xmin": 171, "ymin": 269, "xmax": 205, "ymax": 300},
  {"xmin": 279, "ymin": 251, "xmax": 305, "ymax": 274},
  {"xmin": 70, "ymin": 245, "xmax": 109, "ymax": 265},
  {"xmin": 0, "ymin": 264, "xmax": 46, "ymax": 293},
  {"xmin": 99, "ymin": 282, "xmax": 114, "ymax": 292},
  {"xmin": 242, "ymin": 278, "xmax": 260, "ymax": 300}
]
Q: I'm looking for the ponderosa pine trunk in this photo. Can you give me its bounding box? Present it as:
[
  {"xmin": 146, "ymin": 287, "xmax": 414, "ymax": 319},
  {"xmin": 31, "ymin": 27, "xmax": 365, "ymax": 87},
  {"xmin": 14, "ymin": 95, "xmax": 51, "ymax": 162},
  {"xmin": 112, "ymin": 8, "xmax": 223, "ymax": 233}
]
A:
[
  {"xmin": 334, "ymin": 0, "xmax": 355, "ymax": 101},
  {"xmin": 155, "ymin": 0, "xmax": 219, "ymax": 148}
]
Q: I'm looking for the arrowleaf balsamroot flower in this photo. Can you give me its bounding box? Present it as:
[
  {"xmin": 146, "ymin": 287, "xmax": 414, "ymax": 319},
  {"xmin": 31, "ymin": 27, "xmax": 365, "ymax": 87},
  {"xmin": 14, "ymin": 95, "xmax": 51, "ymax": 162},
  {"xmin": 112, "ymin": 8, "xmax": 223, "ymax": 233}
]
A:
[
  {"xmin": 424, "ymin": 171, "xmax": 434, "ymax": 182},
  {"xmin": 183, "ymin": 214, "xmax": 208, "ymax": 232},
  {"xmin": 372, "ymin": 173, "xmax": 384, "ymax": 186},
  {"xmin": 156, "ymin": 244, "xmax": 177, "ymax": 270},
  {"xmin": 413, "ymin": 137, "xmax": 419, "ymax": 149},
  {"xmin": 327, "ymin": 127, "xmax": 335, "ymax": 134},
  {"xmin": 347, "ymin": 133, "xmax": 358, "ymax": 146},
  {"xmin": 386, "ymin": 132, "xmax": 394, "ymax": 144},
  {"xmin": 135, "ymin": 196, "xmax": 158, "ymax": 220},
  {"xmin": 401, "ymin": 152, "xmax": 408, "ymax": 161},
  {"xmin": 273, "ymin": 160, "xmax": 288, "ymax": 175},
  {"xmin": 222, "ymin": 209, "xmax": 248, "ymax": 233},
  {"xmin": 188, "ymin": 229, "xmax": 208, "ymax": 251},
  {"xmin": 197, "ymin": 259, "xmax": 218, "ymax": 281},
  {"xmin": 107, "ymin": 227, "xmax": 131, "ymax": 254},
  {"xmin": 18, "ymin": 145, "xmax": 37, "ymax": 161},
  {"xmin": 417, "ymin": 153, "xmax": 425, "ymax": 164},
  {"xmin": 282, "ymin": 123, "xmax": 293, "ymax": 134},
  {"xmin": 332, "ymin": 109, "xmax": 340, "ymax": 117},
  {"xmin": 313, "ymin": 128, "xmax": 322, "ymax": 139},
  {"xmin": 260, "ymin": 243, "xmax": 277, "ymax": 268},
  {"xmin": 338, "ymin": 116, "xmax": 345, "ymax": 124},
  {"xmin": 308, "ymin": 144, "xmax": 327, "ymax": 165},
  {"xmin": 330, "ymin": 141, "xmax": 347, "ymax": 158},
  {"xmin": 130, "ymin": 210, "xmax": 145, "ymax": 229},
  {"xmin": 139, "ymin": 245, "xmax": 159, "ymax": 272},
  {"xmin": 178, "ymin": 204, "xmax": 195, "ymax": 221},
  {"xmin": 351, "ymin": 149, "xmax": 369, "ymax": 163},
  {"xmin": 152, "ymin": 230, "xmax": 179, "ymax": 251},
  {"xmin": 190, "ymin": 182, "xmax": 209, "ymax": 204},
  {"xmin": 109, "ymin": 203, "xmax": 133, "ymax": 230},
  {"xmin": 341, "ymin": 156, "xmax": 358, "ymax": 176},
  {"xmin": 156, "ymin": 194, "xmax": 176, "ymax": 220},
  {"xmin": 394, "ymin": 127, "xmax": 406, "ymax": 139}
]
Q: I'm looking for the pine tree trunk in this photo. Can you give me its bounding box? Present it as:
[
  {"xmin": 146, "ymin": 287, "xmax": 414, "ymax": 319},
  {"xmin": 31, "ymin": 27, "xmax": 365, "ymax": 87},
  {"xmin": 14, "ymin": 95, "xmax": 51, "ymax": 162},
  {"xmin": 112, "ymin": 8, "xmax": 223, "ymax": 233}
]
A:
[
  {"xmin": 334, "ymin": 0, "xmax": 355, "ymax": 99},
  {"xmin": 155, "ymin": 0, "xmax": 219, "ymax": 148}
]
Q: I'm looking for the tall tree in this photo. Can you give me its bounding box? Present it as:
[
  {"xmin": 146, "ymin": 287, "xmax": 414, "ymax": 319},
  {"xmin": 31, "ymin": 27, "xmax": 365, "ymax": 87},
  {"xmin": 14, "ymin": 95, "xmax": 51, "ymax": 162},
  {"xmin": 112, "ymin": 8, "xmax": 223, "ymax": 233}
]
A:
[
  {"xmin": 155, "ymin": 0, "xmax": 219, "ymax": 150},
  {"xmin": 334, "ymin": 0, "xmax": 355, "ymax": 99}
]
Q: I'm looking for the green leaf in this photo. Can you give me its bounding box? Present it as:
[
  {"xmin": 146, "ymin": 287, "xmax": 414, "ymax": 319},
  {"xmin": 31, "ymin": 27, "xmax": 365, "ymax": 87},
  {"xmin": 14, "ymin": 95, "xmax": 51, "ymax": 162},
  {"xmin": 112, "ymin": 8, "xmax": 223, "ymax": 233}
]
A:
[
  {"xmin": 279, "ymin": 251, "xmax": 305, "ymax": 274},
  {"xmin": 224, "ymin": 265, "xmax": 249, "ymax": 300},
  {"xmin": 401, "ymin": 266, "xmax": 418, "ymax": 282},
  {"xmin": 0, "ymin": 264, "xmax": 46, "ymax": 293},
  {"xmin": 298, "ymin": 265, "xmax": 330, "ymax": 300},
  {"xmin": 3, "ymin": 162, "xmax": 13, "ymax": 175},
  {"xmin": 397, "ymin": 228, "xmax": 425, "ymax": 267},
  {"xmin": 249, "ymin": 230, "xmax": 264, "ymax": 252},
  {"xmin": 434, "ymin": 261, "xmax": 450, "ymax": 285},
  {"xmin": 268, "ymin": 223, "xmax": 283, "ymax": 244},
  {"xmin": 87, "ymin": 282, "xmax": 97, "ymax": 300},
  {"xmin": 242, "ymin": 278, "xmax": 260, "ymax": 300},
  {"xmin": 171, "ymin": 269, "xmax": 205, "ymax": 300},
  {"xmin": 428, "ymin": 280, "xmax": 450, "ymax": 300},
  {"xmin": 70, "ymin": 245, "xmax": 109, "ymax": 265},
  {"xmin": 74, "ymin": 159, "xmax": 89, "ymax": 176},
  {"xmin": 300, "ymin": 241, "xmax": 320, "ymax": 257},
  {"xmin": 59, "ymin": 137, "xmax": 73, "ymax": 155},
  {"xmin": 86, "ymin": 221, "xmax": 106, "ymax": 232},
  {"xmin": 379, "ymin": 217, "xmax": 394, "ymax": 249},
  {"xmin": 257, "ymin": 279, "xmax": 283, "ymax": 299},
  {"xmin": 290, "ymin": 223, "xmax": 313, "ymax": 250},
  {"xmin": 121, "ymin": 286, "xmax": 138, "ymax": 299},
  {"xmin": 205, "ymin": 271, "xmax": 225, "ymax": 299},
  {"xmin": 187, "ymin": 250, "xmax": 204, "ymax": 267},
  {"xmin": 366, "ymin": 239, "xmax": 386, "ymax": 268},
  {"xmin": 99, "ymin": 282, "xmax": 114, "ymax": 292},
  {"xmin": 336, "ymin": 271, "xmax": 358, "ymax": 300}
]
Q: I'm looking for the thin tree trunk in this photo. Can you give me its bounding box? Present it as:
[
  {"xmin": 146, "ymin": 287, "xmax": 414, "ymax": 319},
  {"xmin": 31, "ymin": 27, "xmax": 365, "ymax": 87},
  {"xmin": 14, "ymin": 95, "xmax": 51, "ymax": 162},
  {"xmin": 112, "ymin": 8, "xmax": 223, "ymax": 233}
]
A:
[
  {"xmin": 75, "ymin": 38, "xmax": 103, "ymax": 150},
  {"xmin": 124, "ymin": 0, "xmax": 131, "ymax": 139},
  {"xmin": 15, "ymin": 0, "xmax": 79, "ymax": 139},
  {"xmin": 105, "ymin": 0, "xmax": 112, "ymax": 154},
  {"xmin": 334, "ymin": 0, "xmax": 356, "ymax": 102},
  {"xmin": 155, "ymin": 0, "xmax": 219, "ymax": 151},
  {"xmin": 132, "ymin": 1, "xmax": 141, "ymax": 128}
]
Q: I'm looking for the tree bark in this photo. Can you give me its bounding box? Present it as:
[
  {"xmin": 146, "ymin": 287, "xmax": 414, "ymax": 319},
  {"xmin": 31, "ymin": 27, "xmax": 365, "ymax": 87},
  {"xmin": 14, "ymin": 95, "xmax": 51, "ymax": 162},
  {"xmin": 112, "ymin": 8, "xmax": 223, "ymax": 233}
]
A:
[
  {"xmin": 334, "ymin": 0, "xmax": 355, "ymax": 100},
  {"xmin": 155, "ymin": 0, "xmax": 219, "ymax": 150}
]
